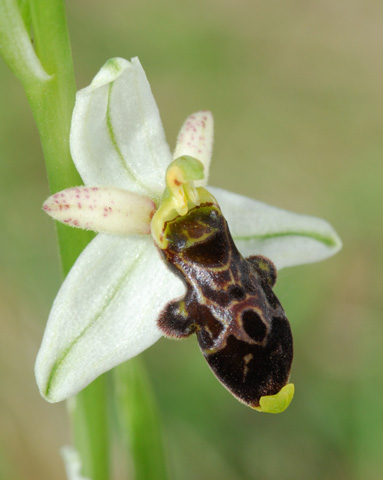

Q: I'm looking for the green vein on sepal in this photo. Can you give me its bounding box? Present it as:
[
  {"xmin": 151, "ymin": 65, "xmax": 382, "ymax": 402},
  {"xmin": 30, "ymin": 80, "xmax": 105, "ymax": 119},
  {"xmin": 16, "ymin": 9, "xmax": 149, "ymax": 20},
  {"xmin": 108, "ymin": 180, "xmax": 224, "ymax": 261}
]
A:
[
  {"xmin": 233, "ymin": 230, "xmax": 341, "ymax": 248},
  {"xmin": 44, "ymin": 243, "xmax": 146, "ymax": 398},
  {"xmin": 106, "ymin": 82, "xmax": 155, "ymax": 198}
]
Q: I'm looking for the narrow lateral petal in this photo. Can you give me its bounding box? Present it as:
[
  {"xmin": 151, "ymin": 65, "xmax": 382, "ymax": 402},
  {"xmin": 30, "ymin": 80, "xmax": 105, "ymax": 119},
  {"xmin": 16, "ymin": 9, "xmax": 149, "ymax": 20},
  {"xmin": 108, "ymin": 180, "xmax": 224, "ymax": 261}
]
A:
[
  {"xmin": 35, "ymin": 234, "xmax": 185, "ymax": 403},
  {"xmin": 173, "ymin": 111, "xmax": 214, "ymax": 186},
  {"xmin": 210, "ymin": 187, "xmax": 342, "ymax": 270},
  {"xmin": 70, "ymin": 57, "xmax": 172, "ymax": 202},
  {"xmin": 43, "ymin": 186, "xmax": 155, "ymax": 235}
]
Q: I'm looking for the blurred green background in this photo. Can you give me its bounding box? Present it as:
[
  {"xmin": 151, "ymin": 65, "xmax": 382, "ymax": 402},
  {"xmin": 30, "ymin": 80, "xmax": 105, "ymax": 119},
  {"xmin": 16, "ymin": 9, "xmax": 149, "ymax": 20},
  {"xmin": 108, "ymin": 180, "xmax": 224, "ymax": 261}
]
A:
[{"xmin": 1, "ymin": 0, "xmax": 382, "ymax": 479}]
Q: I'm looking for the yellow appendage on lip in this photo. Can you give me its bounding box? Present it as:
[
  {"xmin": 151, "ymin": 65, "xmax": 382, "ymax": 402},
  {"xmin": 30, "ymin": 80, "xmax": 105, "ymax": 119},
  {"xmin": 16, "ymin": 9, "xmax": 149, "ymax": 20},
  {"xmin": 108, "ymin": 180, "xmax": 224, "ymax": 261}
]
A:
[
  {"xmin": 253, "ymin": 383, "xmax": 295, "ymax": 413},
  {"xmin": 151, "ymin": 155, "xmax": 217, "ymax": 248}
]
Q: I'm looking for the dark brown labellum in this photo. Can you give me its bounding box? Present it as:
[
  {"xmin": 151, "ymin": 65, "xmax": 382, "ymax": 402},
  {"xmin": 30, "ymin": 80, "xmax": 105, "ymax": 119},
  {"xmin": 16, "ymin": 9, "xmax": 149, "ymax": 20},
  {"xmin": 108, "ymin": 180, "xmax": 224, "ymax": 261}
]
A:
[{"xmin": 157, "ymin": 203, "xmax": 293, "ymax": 408}]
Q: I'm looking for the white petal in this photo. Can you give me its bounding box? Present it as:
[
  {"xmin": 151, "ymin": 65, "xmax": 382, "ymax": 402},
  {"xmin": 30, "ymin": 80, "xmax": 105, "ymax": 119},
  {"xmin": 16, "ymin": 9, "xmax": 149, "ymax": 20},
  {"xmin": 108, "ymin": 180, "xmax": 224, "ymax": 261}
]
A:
[
  {"xmin": 35, "ymin": 234, "xmax": 185, "ymax": 402},
  {"xmin": 43, "ymin": 186, "xmax": 155, "ymax": 235},
  {"xmin": 61, "ymin": 446, "xmax": 91, "ymax": 480},
  {"xmin": 70, "ymin": 57, "xmax": 172, "ymax": 202},
  {"xmin": 210, "ymin": 187, "xmax": 342, "ymax": 270},
  {"xmin": 173, "ymin": 111, "xmax": 213, "ymax": 187}
]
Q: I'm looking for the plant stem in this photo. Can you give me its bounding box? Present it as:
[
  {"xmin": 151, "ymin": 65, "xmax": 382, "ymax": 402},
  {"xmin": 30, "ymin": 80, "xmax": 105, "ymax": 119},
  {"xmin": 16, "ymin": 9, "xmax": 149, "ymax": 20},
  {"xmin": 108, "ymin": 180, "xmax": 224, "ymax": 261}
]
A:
[
  {"xmin": 1, "ymin": 1, "xmax": 109, "ymax": 478},
  {"xmin": 114, "ymin": 358, "xmax": 169, "ymax": 480},
  {"xmin": 70, "ymin": 375, "xmax": 110, "ymax": 480},
  {"xmin": 27, "ymin": 0, "xmax": 95, "ymax": 273}
]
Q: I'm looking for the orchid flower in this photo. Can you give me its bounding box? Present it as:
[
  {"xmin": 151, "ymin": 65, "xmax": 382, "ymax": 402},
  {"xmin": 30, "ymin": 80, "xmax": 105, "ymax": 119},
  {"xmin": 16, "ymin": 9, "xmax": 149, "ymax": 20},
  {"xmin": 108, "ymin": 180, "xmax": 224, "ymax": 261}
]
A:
[{"xmin": 35, "ymin": 57, "xmax": 341, "ymax": 409}]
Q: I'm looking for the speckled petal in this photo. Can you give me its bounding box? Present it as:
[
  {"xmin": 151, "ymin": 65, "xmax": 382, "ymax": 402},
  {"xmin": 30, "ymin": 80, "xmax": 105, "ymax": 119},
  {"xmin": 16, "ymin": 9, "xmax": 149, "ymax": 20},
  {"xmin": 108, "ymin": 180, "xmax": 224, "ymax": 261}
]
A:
[
  {"xmin": 173, "ymin": 111, "xmax": 213, "ymax": 186},
  {"xmin": 43, "ymin": 186, "xmax": 155, "ymax": 235},
  {"xmin": 210, "ymin": 186, "xmax": 342, "ymax": 270},
  {"xmin": 35, "ymin": 233, "xmax": 185, "ymax": 403},
  {"xmin": 70, "ymin": 57, "xmax": 172, "ymax": 202}
]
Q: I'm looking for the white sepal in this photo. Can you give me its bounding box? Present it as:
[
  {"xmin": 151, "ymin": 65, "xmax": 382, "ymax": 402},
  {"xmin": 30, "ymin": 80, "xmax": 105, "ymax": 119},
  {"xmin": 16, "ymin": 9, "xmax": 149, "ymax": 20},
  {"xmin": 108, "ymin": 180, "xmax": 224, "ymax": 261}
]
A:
[
  {"xmin": 43, "ymin": 186, "xmax": 155, "ymax": 235},
  {"xmin": 173, "ymin": 111, "xmax": 214, "ymax": 186},
  {"xmin": 210, "ymin": 187, "xmax": 342, "ymax": 270},
  {"xmin": 35, "ymin": 233, "xmax": 185, "ymax": 403},
  {"xmin": 70, "ymin": 57, "xmax": 172, "ymax": 202}
]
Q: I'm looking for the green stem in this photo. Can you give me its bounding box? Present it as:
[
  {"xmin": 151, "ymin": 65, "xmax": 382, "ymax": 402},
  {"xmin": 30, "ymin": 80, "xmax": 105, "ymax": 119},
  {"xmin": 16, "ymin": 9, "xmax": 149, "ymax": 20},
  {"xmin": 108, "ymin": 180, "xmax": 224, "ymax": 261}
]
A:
[
  {"xmin": 70, "ymin": 375, "xmax": 110, "ymax": 480},
  {"xmin": 114, "ymin": 358, "xmax": 169, "ymax": 480},
  {"xmin": 27, "ymin": 0, "xmax": 95, "ymax": 273},
  {"xmin": 1, "ymin": 1, "xmax": 109, "ymax": 478}
]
